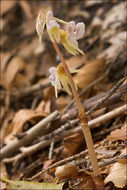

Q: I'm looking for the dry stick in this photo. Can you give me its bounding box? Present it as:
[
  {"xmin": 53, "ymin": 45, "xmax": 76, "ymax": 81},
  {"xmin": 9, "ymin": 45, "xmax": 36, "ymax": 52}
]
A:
[
  {"xmin": 12, "ymin": 80, "xmax": 50, "ymax": 100},
  {"xmin": 64, "ymin": 67, "xmax": 110, "ymax": 114},
  {"xmin": 3, "ymin": 104, "xmax": 126, "ymax": 165},
  {"xmin": 86, "ymin": 77, "xmax": 126, "ymax": 115},
  {"xmin": 0, "ymin": 111, "xmax": 59, "ymax": 161},
  {"xmin": 63, "ymin": 77, "xmax": 126, "ymax": 121},
  {"xmin": 27, "ymin": 146, "xmax": 127, "ymax": 181},
  {"xmin": 52, "ymin": 42, "xmax": 100, "ymax": 176}
]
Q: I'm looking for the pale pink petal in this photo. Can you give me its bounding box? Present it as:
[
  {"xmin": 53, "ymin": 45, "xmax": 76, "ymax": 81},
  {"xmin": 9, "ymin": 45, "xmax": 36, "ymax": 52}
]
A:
[
  {"xmin": 67, "ymin": 21, "xmax": 76, "ymax": 38},
  {"xmin": 46, "ymin": 11, "xmax": 53, "ymax": 21},
  {"xmin": 75, "ymin": 23, "xmax": 85, "ymax": 39}
]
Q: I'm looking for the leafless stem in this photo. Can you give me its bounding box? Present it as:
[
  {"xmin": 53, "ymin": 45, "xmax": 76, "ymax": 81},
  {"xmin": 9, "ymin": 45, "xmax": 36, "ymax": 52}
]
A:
[{"xmin": 52, "ymin": 41, "xmax": 100, "ymax": 176}]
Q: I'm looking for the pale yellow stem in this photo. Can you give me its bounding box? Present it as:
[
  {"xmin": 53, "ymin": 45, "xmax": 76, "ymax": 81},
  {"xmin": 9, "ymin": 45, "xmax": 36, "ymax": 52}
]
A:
[{"xmin": 52, "ymin": 41, "xmax": 100, "ymax": 176}]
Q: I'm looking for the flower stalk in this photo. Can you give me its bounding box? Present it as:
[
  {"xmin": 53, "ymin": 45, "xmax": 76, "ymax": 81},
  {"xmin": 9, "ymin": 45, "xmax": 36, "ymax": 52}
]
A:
[
  {"xmin": 52, "ymin": 41, "xmax": 100, "ymax": 176},
  {"xmin": 36, "ymin": 10, "xmax": 100, "ymax": 176}
]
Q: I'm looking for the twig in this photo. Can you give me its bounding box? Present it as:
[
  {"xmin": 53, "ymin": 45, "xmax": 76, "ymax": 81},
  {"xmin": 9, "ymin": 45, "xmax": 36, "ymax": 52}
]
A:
[
  {"xmin": 27, "ymin": 150, "xmax": 127, "ymax": 181},
  {"xmin": 61, "ymin": 78, "xmax": 126, "ymax": 124},
  {"xmin": 0, "ymin": 111, "xmax": 59, "ymax": 161},
  {"xmin": 3, "ymin": 105, "xmax": 126, "ymax": 164},
  {"xmin": 63, "ymin": 67, "xmax": 110, "ymax": 114},
  {"xmin": 48, "ymin": 141, "xmax": 55, "ymax": 160},
  {"xmin": 86, "ymin": 77, "xmax": 126, "ymax": 115},
  {"xmin": 26, "ymin": 146, "xmax": 96, "ymax": 181},
  {"xmin": 11, "ymin": 80, "xmax": 50, "ymax": 100},
  {"xmin": 98, "ymin": 154, "xmax": 127, "ymax": 168}
]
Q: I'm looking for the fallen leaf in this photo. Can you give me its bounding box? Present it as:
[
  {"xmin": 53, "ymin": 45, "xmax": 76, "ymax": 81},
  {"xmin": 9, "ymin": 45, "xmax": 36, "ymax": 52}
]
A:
[
  {"xmin": 4, "ymin": 109, "xmax": 47, "ymax": 144},
  {"xmin": 3, "ymin": 56, "xmax": 26, "ymax": 90},
  {"xmin": 107, "ymin": 122, "xmax": 127, "ymax": 142},
  {"xmin": 1, "ymin": 176, "xmax": 66, "ymax": 190},
  {"xmin": 1, "ymin": 0, "xmax": 17, "ymax": 16},
  {"xmin": 66, "ymin": 55, "xmax": 86, "ymax": 70},
  {"xmin": 117, "ymin": 148, "xmax": 127, "ymax": 164},
  {"xmin": 73, "ymin": 58, "xmax": 105, "ymax": 98},
  {"xmin": 19, "ymin": 1, "xmax": 33, "ymax": 19},
  {"xmin": 64, "ymin": 133, "xmax": 84, "ymax": 156},
  {"xmin": 104, "ymin": 162, "xmax": 127, "ymax": 188},
  {"xmin": 55, "ymin": 164, "xmax": 79, "ymax": 182},
  {"xmin": 35, "ymin": 100, "xmax": 51, "ymax": 114}
]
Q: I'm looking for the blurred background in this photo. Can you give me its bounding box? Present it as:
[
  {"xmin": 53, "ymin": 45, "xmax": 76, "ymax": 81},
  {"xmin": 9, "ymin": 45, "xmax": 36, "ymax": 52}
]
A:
[{"xmin": 0, "ymin": 0, "xmax": 126, "ymax": 188}]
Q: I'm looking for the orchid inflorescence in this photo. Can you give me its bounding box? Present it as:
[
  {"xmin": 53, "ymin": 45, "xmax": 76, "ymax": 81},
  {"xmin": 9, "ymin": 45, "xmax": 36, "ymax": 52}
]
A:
[
  {"xmin": 36, "ymin": 10, "xmax": 85, "ymax": 97},
  {"xmin": 36, "ymin": 10, "xmax": 100, "ymax": 178}
]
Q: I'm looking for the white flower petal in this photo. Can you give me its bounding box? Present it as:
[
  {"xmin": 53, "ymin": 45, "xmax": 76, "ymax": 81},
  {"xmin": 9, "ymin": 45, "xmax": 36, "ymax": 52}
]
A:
[{"xmin": 49, "ymin": 67, "xmax": 56, "ymax": 74}]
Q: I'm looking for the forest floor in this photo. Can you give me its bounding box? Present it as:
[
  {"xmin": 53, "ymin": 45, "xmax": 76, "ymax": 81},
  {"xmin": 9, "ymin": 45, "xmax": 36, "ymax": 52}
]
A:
[{"xmin": 0, "ymin": 0, "xmax": 127, "ymax": 189}]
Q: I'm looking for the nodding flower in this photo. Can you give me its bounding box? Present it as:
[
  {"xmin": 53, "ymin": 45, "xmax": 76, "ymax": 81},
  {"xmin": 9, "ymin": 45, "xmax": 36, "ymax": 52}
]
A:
[
  {"xmin": 49, "ymin": 63, "xmax": 78, "ymax": 98},
  {"xmin": 36, "ymin": 10, "xmax": 60, "ymax": 43},
  {"xmin": 36, "ymin": 10, "xmax": 85, "ymax": 55}
]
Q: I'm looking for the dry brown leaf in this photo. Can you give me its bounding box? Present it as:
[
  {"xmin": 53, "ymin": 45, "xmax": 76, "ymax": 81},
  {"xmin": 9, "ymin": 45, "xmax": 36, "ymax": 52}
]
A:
[
  {"xmin": 55, "ymin": 164, "xmax": 79, "ymax": 182},
  {"xmin": 1, "ymin": 0, "xmax": 16, "ymax": 15},
  {"xmin": 56, "ymin": 96, "xmax": 71, "ymax": 111},
  {"xmin": 66, "ymin": 55, "xmax": 87, "ymax": 70},
  {"xmin": 35, "ymin": 100, "xmax": 51, "ymax": 114},
  {"xmin": 0, "ymin": 109, "xmax": 15, "ymax": 142},
  {"xmin": 107, "ymin": 122, "xmax": 127, "ymax": 142},
  {"xmin": 19, "ymin": 1, "xmax": 33, "ymax": 19},
  {"xmin": 3, "ymin": 56, "xmax": 26, "ymax": 90},
  {"xmin": 104, "ymin": 162, "xmax": 127, "ymax": 188},
  {"xmin": 73, "ymin": 58, "xmax": 105, "ymax": 98},
  {"xmin": 4, "ymin": 109, "xmax": 47, "ymax": 144},
  {"xmin": 117, "ymin": 148, "xmax": 127, "ymax": 164},
  {"xmin": 64, "ymin": 133, "xmax": 84, "ymax": 156},
  {"xmin": 43, "ymin": 159, "xmax": 54, "ymax": 170}
]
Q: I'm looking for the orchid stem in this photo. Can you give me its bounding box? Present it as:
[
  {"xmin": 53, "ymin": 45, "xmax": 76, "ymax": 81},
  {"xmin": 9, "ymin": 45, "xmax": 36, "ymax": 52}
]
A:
[{"xmin": 52, "ymin": 41, "xmax": 100, "ymax": 176}]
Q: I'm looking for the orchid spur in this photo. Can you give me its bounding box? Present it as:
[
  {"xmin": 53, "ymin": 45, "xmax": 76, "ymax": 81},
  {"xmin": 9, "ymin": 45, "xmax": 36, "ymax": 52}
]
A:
[{"xmin": 36, "ymin": 10, "xmax": 85, "ymax": 55}]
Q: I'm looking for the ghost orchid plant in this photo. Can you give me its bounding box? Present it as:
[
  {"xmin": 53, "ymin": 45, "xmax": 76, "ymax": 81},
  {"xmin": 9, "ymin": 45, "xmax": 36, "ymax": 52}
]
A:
[{"xmin": 36, "ymin": 10, "xmax": 100, "ymax": 177}]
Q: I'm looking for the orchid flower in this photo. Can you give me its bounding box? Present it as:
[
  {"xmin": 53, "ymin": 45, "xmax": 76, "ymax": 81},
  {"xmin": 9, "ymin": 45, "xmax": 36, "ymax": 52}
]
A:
[
  {"xmin": 36, "ymin": 10, "xmax": 60, "ymax": 43},
  {"xmin": 61, "ymin": 21, "xmax": 85, "ymax": 55},
  {"xmin": 49, "ymin": 63, "xmax": 78, "ymax": 98},
  {"xmin": 36, "ymin": 10, "xmax": 85, "ymax": 55}
]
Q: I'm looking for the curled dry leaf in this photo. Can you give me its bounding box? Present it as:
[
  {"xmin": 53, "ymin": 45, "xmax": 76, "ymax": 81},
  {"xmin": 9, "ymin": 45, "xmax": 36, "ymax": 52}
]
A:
[
  {"xmin": 35, "ymin": 100, "xmax": 51, "ymax": 114},
  {"xmin": 55, "ymin": 164, "xmax": 79, "ymax": 182},
  {"xmin": 104, "ymin": 162, "xmax": 127, "ymax": 188},
  {"xmin": 64, "ymin": 133, "xmax": 84, "ymax": 156},
  {"xmin": 104, "ymin": 147, "xmax": 127, "ymax": 188},
  {"xmin": 73, "ymin": 58, "xmax": 105, "ymax": 98},
  {"xmin": 107, "ymin": 122, "xmax": 127, "ymax": 142},
  {"xmin": 2, "ymin": 56, "xmax": 29, "ymax": 91},
  {"xmin": 4, "ymin": 109, "xmax": 47, "ymax": 144}
]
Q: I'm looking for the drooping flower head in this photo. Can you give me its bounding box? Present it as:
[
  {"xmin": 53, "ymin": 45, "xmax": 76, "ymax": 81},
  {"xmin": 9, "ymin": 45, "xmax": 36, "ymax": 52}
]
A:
[
  {"xmin": 49, "ymin": 63, "xmax": 78, "ymax": 98},
  {"xmin": 36, "ymin": 10, "xmax": 85, "ymax": 55}
]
